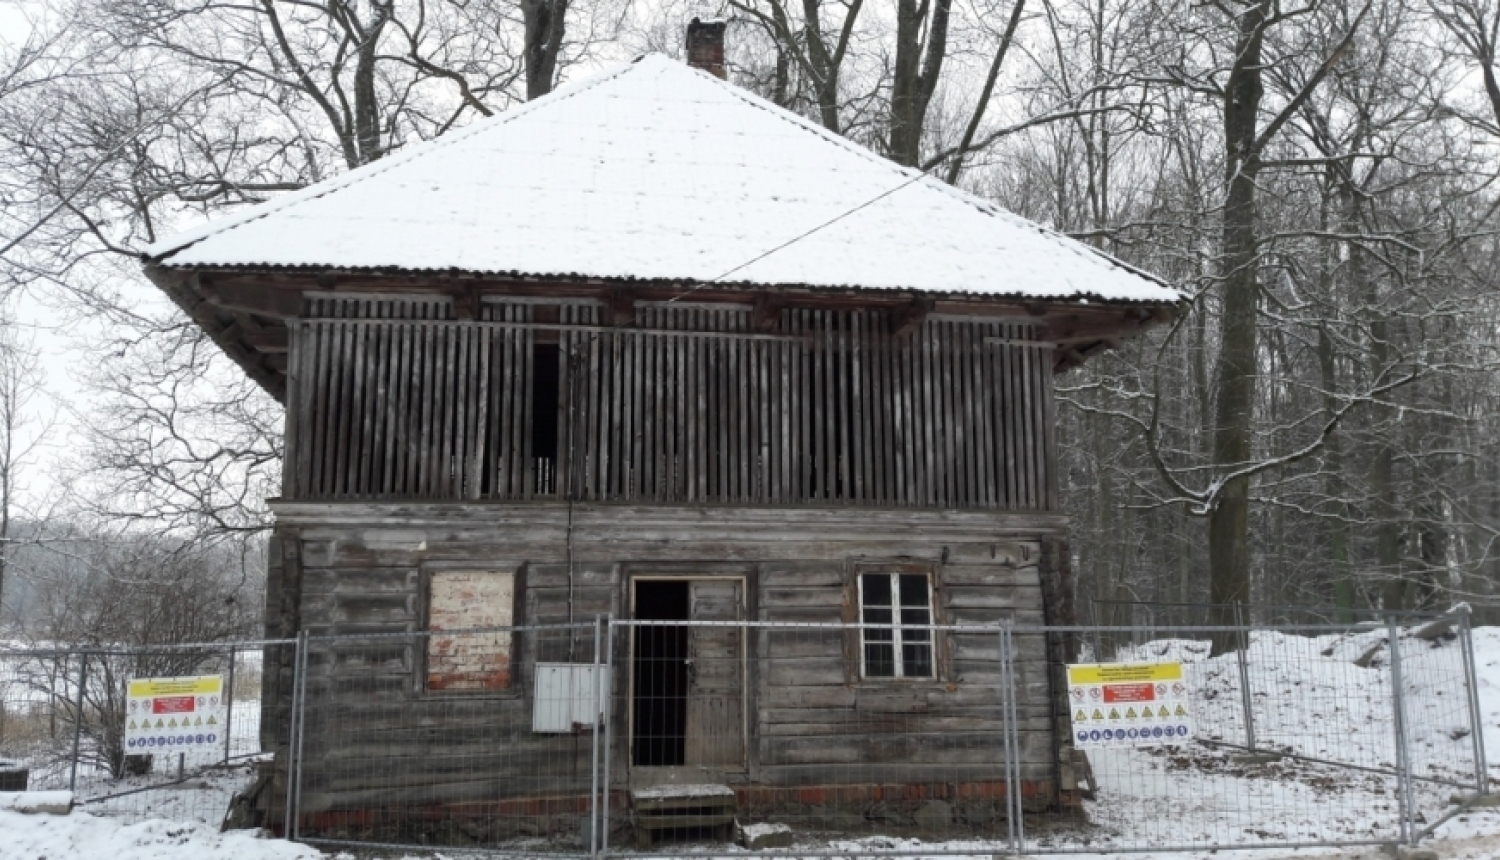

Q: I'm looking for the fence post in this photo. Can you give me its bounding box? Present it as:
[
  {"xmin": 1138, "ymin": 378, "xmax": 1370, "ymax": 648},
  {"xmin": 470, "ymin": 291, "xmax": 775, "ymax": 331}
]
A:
[
  {"xmin": 997, "ymin": 619, "xmax": 1025, "ymax": 854},
  {"xmin": 284, "ymin": 630, "xmax": 309, "ymax": 840},
  {"xmin": 1457, "ymin": 610, "xmax": 1489, "ymax": 797},
  {"xmin": 601, "ymin": 615, "xmax": 614, "ymax": 859},
  {"xmin": 68, "ymin": 652, "xmax": 87, "ymax": 792},
  {"xmin": 223, "ymin": 647, "xmax": 237, "ymax": 765},
  {"xmin": 1387, "ymin": 615, "xmax": 1414, "ymax": 846},
  {"xmin": 1234, "ymin": 600, "xmax": 1256, "ymax": 751},
  {"xmin": 590, "ymin": 615, "xmax": 602, "ymax": 858}
]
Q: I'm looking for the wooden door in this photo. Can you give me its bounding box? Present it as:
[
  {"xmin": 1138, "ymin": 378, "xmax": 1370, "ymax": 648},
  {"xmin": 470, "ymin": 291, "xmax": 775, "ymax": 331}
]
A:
[{"xmin": 684, "ymin": 580, "xmax": 745, "ymax": 768}]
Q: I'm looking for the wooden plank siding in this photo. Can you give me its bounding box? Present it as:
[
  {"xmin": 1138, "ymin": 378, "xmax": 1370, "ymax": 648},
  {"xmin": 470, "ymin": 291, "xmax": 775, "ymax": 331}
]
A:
[
  {"xmin": 272, "ymin": 505, "xmax": 1067, "ymax": 814},
  {"xmin": 285, "ymin": 298, "xmax": 1056, "ymax": 510}
]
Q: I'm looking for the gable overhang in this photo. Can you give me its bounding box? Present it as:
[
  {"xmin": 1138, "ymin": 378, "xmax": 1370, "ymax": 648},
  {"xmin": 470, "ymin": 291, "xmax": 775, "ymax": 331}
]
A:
[{"xmin": 143, "ymin": 261, "xmax": 1182, "ymax": 404}]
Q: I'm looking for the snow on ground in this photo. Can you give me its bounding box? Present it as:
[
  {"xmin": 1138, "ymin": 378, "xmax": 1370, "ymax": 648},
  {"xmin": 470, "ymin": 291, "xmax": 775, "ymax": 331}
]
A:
[{"xmin": 0, "ymin": 808, "xmax": 325, "ymax": 860}]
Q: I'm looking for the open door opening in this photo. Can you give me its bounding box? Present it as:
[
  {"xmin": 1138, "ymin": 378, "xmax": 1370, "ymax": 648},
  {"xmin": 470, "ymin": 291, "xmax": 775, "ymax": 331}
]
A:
[{"xmin": 632, "ymin": 580, "xmax": 689, "ymax": 767}]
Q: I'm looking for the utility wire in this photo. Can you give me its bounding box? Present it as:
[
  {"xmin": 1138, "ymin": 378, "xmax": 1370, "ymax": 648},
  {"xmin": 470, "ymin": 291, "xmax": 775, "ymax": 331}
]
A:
[{"xmin": 665, "ymin": 155, "xmax": 953, "ymax": 304}]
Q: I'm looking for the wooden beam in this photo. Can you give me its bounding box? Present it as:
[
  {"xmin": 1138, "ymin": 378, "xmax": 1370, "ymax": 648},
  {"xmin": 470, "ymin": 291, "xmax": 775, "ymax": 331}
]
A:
[
  {"xmin": 891, "ymin": 296, "xmax": 934, "ymax": 337},
  {"xmin": 201, "ymin": 281, "xmax": 303, "ymax": 318},
  {"xmin": 751, "ymin": 294, "xmax": 783, "ymax": 332},
  {"xmin": 244, "ymin": 327, "xmax": 290, "ymax": 353},
  {"xmin": 609, "ymin": 289, "xmax": 636, "ymax": 326},
  {"xmin": 452, "ymin": 284, "xmax": 480, "ymax": 320}
]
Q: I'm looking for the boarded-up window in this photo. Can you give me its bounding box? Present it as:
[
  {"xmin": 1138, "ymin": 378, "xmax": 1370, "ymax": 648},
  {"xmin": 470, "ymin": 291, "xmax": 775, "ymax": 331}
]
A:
[{"xmin": 427, "ymin": 570, "xmax": 516, "ymax": 691}]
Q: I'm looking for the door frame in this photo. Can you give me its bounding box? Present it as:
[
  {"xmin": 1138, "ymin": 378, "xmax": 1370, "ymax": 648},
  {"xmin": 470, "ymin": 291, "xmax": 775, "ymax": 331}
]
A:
[{"xmin": 626, "ymin": 575, "xmax": 749, "ymax": 775}]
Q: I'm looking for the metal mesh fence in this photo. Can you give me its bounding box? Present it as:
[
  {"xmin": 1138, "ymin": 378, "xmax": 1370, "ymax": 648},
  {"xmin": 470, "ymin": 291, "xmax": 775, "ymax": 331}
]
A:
[
  {"xmin": 1039, "ymin": 624, "xmax": 1411, "ymax": 853},
  {"xmin": 290, "ymin": 621, "xmax": 606, "ymax": 855},
  {"xmin": 611, "ymin": 619, "xmax": 1024, "ymax": 855},
  {"xmin": 0, "ymin": 641, "xmax": 278, "ymax": 827},
  {"xmin": 0, "ymin": 614, "xmax": 1486, "ymax": 857}
]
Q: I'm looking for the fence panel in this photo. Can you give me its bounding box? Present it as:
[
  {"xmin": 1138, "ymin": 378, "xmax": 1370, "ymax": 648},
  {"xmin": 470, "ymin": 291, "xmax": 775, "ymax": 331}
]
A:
[
  {"xmin": 608, "ymin": 619, "xmax": 1023, "ymax": 856},
  {"xmin": 1393, "ymin": 614, "xmax": 1491, "ymax": 840},
  {"xmin": 290, "ymin": 621, "xmax": 604, "ymax": 855},
  {"xmin": 4, "ymin": 614, "xmax": 1483, "ymax": 857},
  {"xmin": 1033, "ymin": 621, "xmax": 1486, "ymax": 855},
  {"xmin": 0, "ymin": 642, "xmax": 278, "ymax": 827}
]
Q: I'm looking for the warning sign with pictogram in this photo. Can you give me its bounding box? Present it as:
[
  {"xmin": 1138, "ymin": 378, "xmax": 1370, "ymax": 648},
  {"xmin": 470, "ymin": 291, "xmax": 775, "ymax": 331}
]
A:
[
  {"xmin": 124, "ymin": 675, "xmax": 226, "ymax": 753},
  {"xmin": 1065, "ymin": 662, "xmax": 1195, "ymax": 748}
]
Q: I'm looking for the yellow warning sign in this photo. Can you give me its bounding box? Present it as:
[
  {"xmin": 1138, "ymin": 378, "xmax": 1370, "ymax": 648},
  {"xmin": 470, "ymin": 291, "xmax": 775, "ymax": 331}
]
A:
[
  {"xmin": 1093, "ymin": 709, "xmax": 1104, "ymax": 720},
  {"xmin": 1066, "ymin": 662, "xmax": 1184, "ymax": 684},
  {"xmin": 1158, "ymin": 706, "xmax": 1170, "ymax": 718},
  {"xmin": 1126, "ymin": 707, "xmax": 1137, "ymax": 718},
  {"xmin": 207, "ymin": 715, "xmax": 218, "ymax": 725},
  {"xmin": 128, "ymin": 675, "xmax": 222, "ymax": 698},
  {"xmin": 1175, "ymin": 704, "xmax": 1188, "ymax": 716},
  {"xmin": 1108, "ymin": 708, "xmax": 1120, "ymax": 720},
  {"xmin": 1075, "ymin": 710, "xmax": 1088, "ymax": 722},
  {"xmin": 128, "ymin": 720, "xmax": 137, "ymax": 729}
]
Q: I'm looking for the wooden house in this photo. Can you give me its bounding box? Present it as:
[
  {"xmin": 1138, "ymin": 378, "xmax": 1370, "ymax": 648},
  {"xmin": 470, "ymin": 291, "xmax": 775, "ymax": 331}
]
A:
[{"xmin": 142, "ymin": 27, "xmax": 1178, "ymax": 844}]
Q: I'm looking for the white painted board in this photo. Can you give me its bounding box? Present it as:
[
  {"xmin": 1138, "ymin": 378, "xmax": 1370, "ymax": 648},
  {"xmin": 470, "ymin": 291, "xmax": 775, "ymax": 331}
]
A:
[{"xmin": 533, "ymin": 664, "xmax": 607, "ymax": 733}]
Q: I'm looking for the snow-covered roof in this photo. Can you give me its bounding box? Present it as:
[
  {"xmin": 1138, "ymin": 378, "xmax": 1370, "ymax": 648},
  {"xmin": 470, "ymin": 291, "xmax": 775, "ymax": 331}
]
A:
[{"xmin": 145, "ymin": 54, "xmax": 1179, "ymax": 305}]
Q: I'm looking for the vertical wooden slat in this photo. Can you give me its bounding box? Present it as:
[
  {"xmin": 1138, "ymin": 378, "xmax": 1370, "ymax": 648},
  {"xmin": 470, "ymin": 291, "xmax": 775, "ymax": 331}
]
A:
[
  {"xmin": 470, "ymin": 325, "xmax": 491, "ymax": 499},
  {"xmin": 519, "ymin": 311, "xmax": 535, "ymax": 499},
  {"xmin": 1039, "ymin": 330, "xmax": 1058, "ymax": 510},
  {"xmin": 919, "ymin": 320, "xmax": 937, "ymax": 507},
  {"xmin": 1003, "ymin": 322, "xmax": 1021, "ymax": 509},
  {"xmin": 418, "ymin": 320, "xmax": 437, "ymax": 497},
  {"xmin": 1019, "ymin": 327, "xmax": 1037, "ymax": 508},
  {"xmin": 585, "ymin": 314, "xmax": 602, "ymax": 499},
  {"xmin": 330, "ymin": 319, "xmax": 354, "ymax": 497},
  {"xmin": 283, "ymin": 321, "xmax": 304, "ymax": 497},
  {"xmin": 969, "ymin": 321, "xmax": 992, "ymax": 508},
  {"xmin": 691, "ymin": 311, "xmax": 705, "ymax": 501},
  {"xmin": 777, "ymin": 323, "xmax": 790, "ymax": 503},
  {"xmin": 396, "ymin": 320, "xmax": 414, "ymax": 497}
]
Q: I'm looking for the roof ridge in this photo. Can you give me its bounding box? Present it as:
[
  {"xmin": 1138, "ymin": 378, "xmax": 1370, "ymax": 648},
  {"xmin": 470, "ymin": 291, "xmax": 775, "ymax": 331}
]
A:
[{"xmin": 143, "ymin": 56, "xmax": 650, "ymax": 264}]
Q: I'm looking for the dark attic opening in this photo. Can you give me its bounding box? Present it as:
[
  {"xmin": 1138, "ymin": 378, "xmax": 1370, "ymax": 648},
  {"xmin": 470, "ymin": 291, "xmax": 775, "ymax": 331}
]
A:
[
  {"xmin": 531, "ymin": 339, "xmax": 561, "ymax": 493},
  {"xmin": 632, "ymin": 580, "xmax": 689, "ymax": 767}
]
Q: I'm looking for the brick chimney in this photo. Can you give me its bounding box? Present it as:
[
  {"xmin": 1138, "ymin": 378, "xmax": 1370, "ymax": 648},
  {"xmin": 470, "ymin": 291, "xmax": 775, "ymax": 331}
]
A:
[{"xmin": 686, "ymin": 17, "xmax": 726, "ymax": 79}]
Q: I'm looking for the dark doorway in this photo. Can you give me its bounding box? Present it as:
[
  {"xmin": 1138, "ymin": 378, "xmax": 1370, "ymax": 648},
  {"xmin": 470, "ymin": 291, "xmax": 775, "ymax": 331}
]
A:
[{"xmin": 632, "ymin": 580, "xmax": 689, "ymax": 767}]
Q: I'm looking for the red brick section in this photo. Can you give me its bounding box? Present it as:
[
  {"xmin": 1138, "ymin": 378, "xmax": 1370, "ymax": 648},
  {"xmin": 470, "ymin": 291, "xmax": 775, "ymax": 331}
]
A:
[
  {"xmin": 685, "ymin": 18, "xmax": 726, "ymax": 79},
  {"xmin": 290, "ymin": 780, "xmax": 1068, "ymax": 836}
]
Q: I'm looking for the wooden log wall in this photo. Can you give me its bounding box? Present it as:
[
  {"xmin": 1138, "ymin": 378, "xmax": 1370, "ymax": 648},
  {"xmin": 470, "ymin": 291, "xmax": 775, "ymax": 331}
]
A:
[
  {"xmin": 285, "ymin": 296, "xmax": 1057, "ymax": 509},
  {"xmin": 272, "ymin": 504, "xmax": 1065, "ymax": 816}
]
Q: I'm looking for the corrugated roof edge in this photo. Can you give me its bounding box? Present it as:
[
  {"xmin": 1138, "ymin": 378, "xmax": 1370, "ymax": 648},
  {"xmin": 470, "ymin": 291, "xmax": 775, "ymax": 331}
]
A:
[
  {"xmin": 136, "ymin": 264, "xmax": 1174, "ymax": 306},
  {"xmin": 140, "ymin": 57, "xmax": 648, "ymax": 263}
]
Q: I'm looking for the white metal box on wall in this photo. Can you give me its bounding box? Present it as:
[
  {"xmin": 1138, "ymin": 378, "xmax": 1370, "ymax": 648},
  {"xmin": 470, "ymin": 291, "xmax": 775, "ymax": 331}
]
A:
[{"xmin": 532, "ymin": 663, "xmax": 607, "ymax": 733}]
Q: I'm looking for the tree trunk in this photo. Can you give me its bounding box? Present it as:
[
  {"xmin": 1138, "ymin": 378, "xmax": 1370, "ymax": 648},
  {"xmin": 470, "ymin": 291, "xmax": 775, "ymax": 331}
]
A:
[
  {"xmin": 888, "ymin": 0, "xmax": 953, "ymax": 166},
  {"xmin": 523, "ymin": 0, "xmax": 567, "ymax": 99},
  {"xmin": 1206, "ymin": 0, "xmax": 1267, "ymax": 654}
]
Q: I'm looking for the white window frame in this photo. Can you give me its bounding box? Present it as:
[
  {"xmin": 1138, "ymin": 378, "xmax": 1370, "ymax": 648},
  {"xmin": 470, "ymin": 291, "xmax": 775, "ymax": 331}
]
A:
[{"xmin": 856, "ymin": 570, "xmax": 936, "ymax": 680}]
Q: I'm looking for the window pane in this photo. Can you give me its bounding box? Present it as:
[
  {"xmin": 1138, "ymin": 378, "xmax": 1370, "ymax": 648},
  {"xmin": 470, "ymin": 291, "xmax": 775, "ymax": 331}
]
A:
[
  {"xmin": 862, "ymin": 573, "xmax": 892, "ymax": 606},
  {"xmin": 901, "ymin": 608, "xmax": 931, "ymax": 642},
  {"xmin": 863, "ymin": 606, "xmax": 893, "ymax": 628},
  {"xmin": 902, "ymin": 643, "xmax": 933, "ymax": 678},
  {"xmin": 865, "ymin": 642, "xmax": 896, "ymax": 677},
  {"xmin": 899, "ymin": 574, "xmax": 929, "ymax": 607}
]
